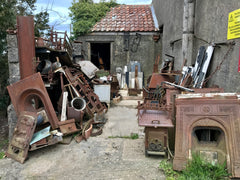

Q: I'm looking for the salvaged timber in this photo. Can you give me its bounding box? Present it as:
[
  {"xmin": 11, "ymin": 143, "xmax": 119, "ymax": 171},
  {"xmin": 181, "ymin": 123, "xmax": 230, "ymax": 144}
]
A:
[
  {"xmin": 7, "ymin": 73, "xmax": 59, "ymax": 129},
  {"xmin": 17, "ymin": 16, "xmax": 35, "ymax": 79},
  {"xmin": 173, "ymin": 93, "xmax": 240, "ymax": 178},
  {"xmin": 6, "ymin": 111, "xmax": 37, "ymax": 163},
  {"xmin": 60, "ymin": 91, "xmax": 68, "ymax": 121}
]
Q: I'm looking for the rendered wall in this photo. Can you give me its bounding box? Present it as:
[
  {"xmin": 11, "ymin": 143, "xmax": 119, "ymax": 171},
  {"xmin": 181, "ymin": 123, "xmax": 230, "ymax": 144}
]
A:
[
  {"xmin": 152, "ymin": 0, "xmax": 240, "ymax": 92},
  {"xmin": 76, "ymin": 32, "xmax": 162, "ymax": 84}
]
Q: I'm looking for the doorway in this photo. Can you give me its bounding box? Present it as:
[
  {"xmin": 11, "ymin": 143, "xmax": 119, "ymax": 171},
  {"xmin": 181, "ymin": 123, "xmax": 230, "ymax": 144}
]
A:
[{"xmin": 90, "ymin": 43, "xmax": 111, "ymax": 71}]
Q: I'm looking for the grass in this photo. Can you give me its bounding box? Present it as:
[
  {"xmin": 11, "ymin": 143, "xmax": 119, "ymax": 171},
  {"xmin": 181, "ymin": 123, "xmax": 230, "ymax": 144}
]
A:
[
  {"xmin": 0, "ymin": 139, "xmax": 8, "ymax": 160},
  {"xmin": 108, "ymin": 133, "xmax": 139, "ymax": 139},
  {"xmin": 159, "ymin": 160, "xmax": 179, "ymax": 180},
  {"xmin": 0, "ymin": 152, "xmax": 5, "ymax": 159},
  {"xmin": 159, "ymin": 154, "xmax": 230, "ymax": 180}
]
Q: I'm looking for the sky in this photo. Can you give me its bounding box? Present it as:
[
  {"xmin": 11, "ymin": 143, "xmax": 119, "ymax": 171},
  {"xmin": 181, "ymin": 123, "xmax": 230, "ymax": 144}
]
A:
[{"xmin": 35, "ymin": 0, "xmax": 152, "ymax": 34}]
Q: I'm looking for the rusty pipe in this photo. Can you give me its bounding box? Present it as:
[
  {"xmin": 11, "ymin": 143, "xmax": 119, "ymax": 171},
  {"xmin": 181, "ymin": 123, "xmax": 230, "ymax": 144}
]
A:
[{"xmin": 54, "ymin": 67, "xmax": 80, "ymax": 97}]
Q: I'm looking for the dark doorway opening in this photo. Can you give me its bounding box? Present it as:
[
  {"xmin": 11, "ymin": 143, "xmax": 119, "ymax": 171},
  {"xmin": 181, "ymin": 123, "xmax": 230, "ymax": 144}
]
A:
[{"xmin": 91, "ymin": 43, "xmax": 110, "ymax": 70}]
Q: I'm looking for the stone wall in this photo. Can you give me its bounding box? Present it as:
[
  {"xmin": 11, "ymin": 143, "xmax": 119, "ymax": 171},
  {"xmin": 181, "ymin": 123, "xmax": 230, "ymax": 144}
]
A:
[
  {"xmin": 76, "ymin": 32, "xmax": 161, "ymax": 84},
  {"xmin": 152, "ymin": 0, "xmax": 240, "ymax": 92},
  {"xmin": 7, "ymin": 34, "xmax": 20, "ymax": 139}
]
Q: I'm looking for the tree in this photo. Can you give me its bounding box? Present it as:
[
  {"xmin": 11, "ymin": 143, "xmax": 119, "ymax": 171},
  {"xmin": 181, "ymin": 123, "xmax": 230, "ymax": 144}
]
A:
[
  {"xmin": 0, "ymin": 0, "xmax": 50, "ymax": 112},
  {"xmin": 34, "ymin": 11, "xmax": 50, "ymax": 37},
  {"xmin": 69, "ymin": 0, "xmax": 118, "ymax": 38}
]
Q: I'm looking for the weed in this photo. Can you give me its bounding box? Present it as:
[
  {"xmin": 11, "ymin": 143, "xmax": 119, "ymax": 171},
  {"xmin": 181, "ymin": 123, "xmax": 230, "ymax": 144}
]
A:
[
  {"xmin": 130, "ymin": 133, "xmax": 139, "ymax": 139},
  {"xmin": 159, "ymin": 160, "xmax": 179, "ymax": 180},
  {"xmin": 108, "ymin": 133, "xmax": 139, "ymax": 139},
  {"xmin": 0, "ymin": 152, "xmax": 5, "ymax": 159},
  {"xmin": 179, "ymin": 154, "xmax": 230, "ymax": 180},
  {"xmin": 0, "ymin": 139, "xmax": 8, "ymax": 160},
  {"xmin": 159, "ymin": 155, "xmax": 230, "ymax": 180}
]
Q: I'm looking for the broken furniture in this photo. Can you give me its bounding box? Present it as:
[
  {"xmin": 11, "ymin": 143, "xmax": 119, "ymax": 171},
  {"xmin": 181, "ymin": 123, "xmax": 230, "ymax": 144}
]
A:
[{"xmin": 173, "ymin": 93, "xmax": 240, "ymax": 178}]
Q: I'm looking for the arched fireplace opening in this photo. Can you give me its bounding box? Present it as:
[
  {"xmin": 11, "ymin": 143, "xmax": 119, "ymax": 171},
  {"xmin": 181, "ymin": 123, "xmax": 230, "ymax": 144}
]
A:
[{"xmin": 192, "ymin": 126, "xmax": 227, "ymax": 165}]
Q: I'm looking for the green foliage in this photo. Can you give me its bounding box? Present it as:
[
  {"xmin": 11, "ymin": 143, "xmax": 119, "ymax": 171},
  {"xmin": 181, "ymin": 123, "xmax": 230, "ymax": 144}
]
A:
[
  {"xmin": 159, "ymin": 155, "xmax": 230, "ymax": 180},
  {"xmin": 0, "ymin": 1, "xmax": 16, "ymax": 54},
  {"xmin": 179, "ymin": 154, "xmax": 230, "ymax": 180},
  {"xmin": 16, "ymin": 0, "xmax": 37, "ymax": 16},
  {"xmin": 0, "ymin": 139, "xmax": 8, "ymax": 160},
  {"xmin": 34, "ymin": 11, "xmax": 50, "ymax": 37},
  {"xmin": 159, "ymin": 160, "xmax": 179, "ymax": 180},
  {"xmin": 130, "ymin": 133, "xmax": 139, "ymax": 139},
  {"xmin": 0, "ymin": 152, "xmax": 5, "ymax": 160},
  {"xmin": 69, "ymin": 0, "xmax": 118, "ymax": 38},
  {"xmin": 0, "ymin": 1, "xmax": 50, "ymax": 113}
]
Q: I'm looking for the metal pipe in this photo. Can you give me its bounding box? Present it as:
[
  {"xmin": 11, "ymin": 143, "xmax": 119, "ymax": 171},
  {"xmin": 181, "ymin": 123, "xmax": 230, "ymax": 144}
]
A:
[{"xmin": 71, "ymin": 97, "xmax": 86, "ymax": 111}]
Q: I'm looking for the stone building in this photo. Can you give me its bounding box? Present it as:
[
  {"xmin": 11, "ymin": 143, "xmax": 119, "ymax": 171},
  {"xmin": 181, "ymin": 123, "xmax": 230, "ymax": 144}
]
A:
[
  {"xmin": 152, "ymin": 0, "xmax": 240, "ymax": 92},
  {"xmin": 75, "ymin": 5, "xmax": 161, "ymax": 83}
]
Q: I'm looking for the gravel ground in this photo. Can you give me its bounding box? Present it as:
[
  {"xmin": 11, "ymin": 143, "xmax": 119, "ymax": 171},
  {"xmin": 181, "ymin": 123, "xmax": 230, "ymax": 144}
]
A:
[{"xmin": 0, "ymin": 105, "xmax": 166, "ymax": 180}]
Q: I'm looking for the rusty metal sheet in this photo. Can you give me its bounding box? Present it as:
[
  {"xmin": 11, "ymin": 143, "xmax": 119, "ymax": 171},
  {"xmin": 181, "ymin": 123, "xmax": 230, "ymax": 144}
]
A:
[
  {"xmin": 58, "ymin": 119, "xmax": 80, "ymax": 135},
  {"xmin": 7, "ymin": 73, "xmax": 59, "ymax": 129},
  {"xmin": 148, "ymin": 73, "xmax": 174, "ymax": 89},
  {"xmin": 6, "ymin": 111, "xmax": 37, "ymax": 163},
  {"xmin": 29, "ymin": 135, "xmax": 62, "ymax": 151},
  {"xmin": 138, "ymin": 109, "xmax": 173, "ymax": 128},
  {"xmin": 17, "ymin": 16, "xmax": 35, "ymax": 79},
  {"xmin": 74, "ymin": 123, "xmax": 92, "ymax": 143},
  {"xmin": 190, "ymin": 87, "xmax": 224, "ymax": 93},
  {"xmin": 173, "ymin": 93, "xmax": 240, "ymax": 178},
  {"xmin": 67, "ymin": 107, "xmax": 84, "ymax": 123}
]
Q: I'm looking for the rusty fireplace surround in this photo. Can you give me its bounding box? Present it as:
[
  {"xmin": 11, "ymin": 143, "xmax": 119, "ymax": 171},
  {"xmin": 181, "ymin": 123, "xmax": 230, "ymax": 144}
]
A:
[{"xmin": 173, "ymin": 93, "xmax": 240, "ymax": 178}]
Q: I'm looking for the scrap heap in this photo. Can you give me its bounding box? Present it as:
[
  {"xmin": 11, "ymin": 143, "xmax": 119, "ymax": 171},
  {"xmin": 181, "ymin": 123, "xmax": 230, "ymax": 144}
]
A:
[
  {"xmin": 137, "ymin": 45, "xmax": 224, "ymax": 157},
  {"xmin": 5, "ymin": 16, "xmax": 117, "ymax": 163}
]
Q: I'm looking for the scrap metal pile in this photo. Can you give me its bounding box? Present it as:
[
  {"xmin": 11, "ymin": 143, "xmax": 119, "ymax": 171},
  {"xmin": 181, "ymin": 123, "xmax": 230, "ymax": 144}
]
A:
[
  {"xmin": 137, "ymin": 45, "xmax": 224, "ymax": 157},
  {"xmin": 5, "ymin": 16, "xmax": 118, "ymax": 163},
  {"xmin": 137, "ymin": 42, "xmax": 240, "ymax": 178}
]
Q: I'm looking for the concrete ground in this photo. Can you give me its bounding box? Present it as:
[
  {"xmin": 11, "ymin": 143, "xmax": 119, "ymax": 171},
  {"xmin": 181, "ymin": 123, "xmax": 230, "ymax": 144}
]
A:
[{"xmin": 0, "ymin": 95, "xmax": 166, "ymax": 180}]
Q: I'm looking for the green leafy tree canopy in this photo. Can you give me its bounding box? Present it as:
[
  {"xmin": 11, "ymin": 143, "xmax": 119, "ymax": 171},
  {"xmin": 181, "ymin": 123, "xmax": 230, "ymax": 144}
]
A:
[{"xmin": 69, "ymin": 0, "xmax": 118, "ymax": 38}]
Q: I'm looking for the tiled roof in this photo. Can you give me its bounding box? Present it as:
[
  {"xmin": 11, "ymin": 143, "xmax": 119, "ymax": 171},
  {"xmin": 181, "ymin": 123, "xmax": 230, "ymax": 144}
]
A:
[{"xmin": 92, "ymin": 5, "xmax": 158, "ymax": 32}]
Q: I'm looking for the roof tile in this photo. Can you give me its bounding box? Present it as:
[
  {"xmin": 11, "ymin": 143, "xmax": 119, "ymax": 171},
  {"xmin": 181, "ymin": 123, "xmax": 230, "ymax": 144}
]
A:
[{"xmin": 92, "ymin": 5, "xmax": 157, "ymax": 32}]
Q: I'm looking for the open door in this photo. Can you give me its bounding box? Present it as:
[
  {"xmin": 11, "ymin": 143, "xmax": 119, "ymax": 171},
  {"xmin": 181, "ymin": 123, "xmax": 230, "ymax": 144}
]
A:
[{"xmin": 90, "ymin": 43, "xmax": 110, "ymax": 70}]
